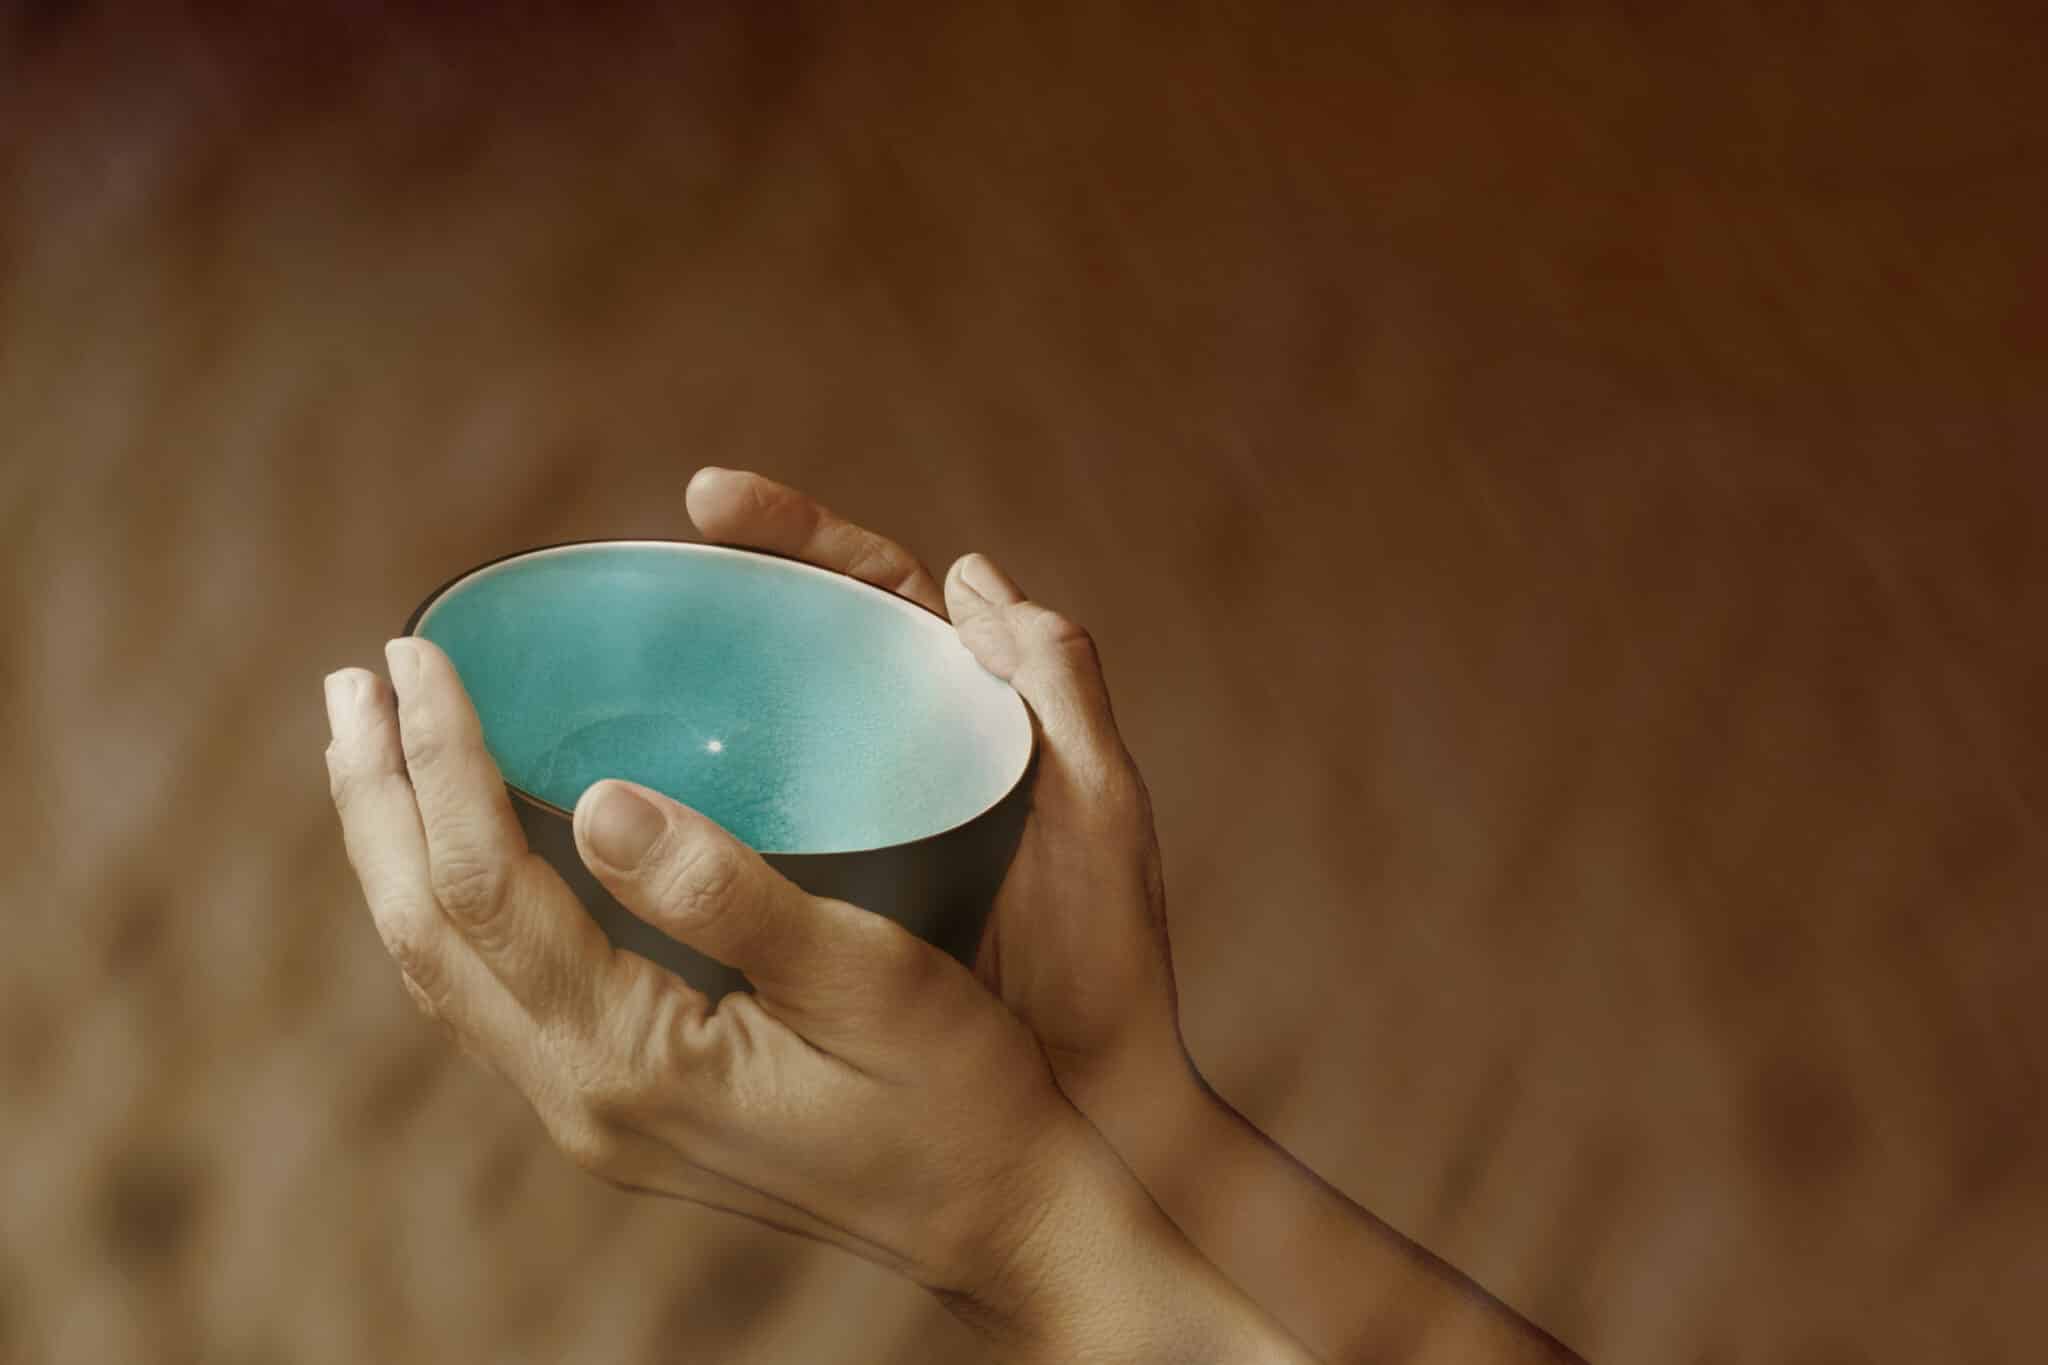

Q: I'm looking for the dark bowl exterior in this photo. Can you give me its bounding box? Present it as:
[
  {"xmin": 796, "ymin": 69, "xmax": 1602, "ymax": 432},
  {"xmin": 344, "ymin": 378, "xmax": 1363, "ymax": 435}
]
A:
[{"xmin": 511, "ymin": 761, "xmax": 1033, "ymax": 996}]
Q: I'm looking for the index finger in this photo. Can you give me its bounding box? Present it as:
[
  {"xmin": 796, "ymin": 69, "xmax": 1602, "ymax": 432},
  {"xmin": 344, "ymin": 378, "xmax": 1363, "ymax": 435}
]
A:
[
  {"xmin": 684, "ymin": 467, "xmax": 948, "ymax": 617},
  {"xmin": 384, "ymin": 636, "xmax": 613, "ymax": 1026}
]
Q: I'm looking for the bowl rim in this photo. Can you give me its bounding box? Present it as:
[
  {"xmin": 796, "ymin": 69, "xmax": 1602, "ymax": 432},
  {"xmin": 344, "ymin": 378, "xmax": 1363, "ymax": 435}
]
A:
[{"xmin": 400, "ymin": 537, "xmax": 1038, "ymax": 857}]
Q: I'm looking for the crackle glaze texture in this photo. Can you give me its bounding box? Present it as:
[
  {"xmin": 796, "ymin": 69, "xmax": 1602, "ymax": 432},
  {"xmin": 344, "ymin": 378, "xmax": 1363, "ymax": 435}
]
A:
[{"xmin": 413, "ymin": 542, "xmax": 1031, "ymax": 853}]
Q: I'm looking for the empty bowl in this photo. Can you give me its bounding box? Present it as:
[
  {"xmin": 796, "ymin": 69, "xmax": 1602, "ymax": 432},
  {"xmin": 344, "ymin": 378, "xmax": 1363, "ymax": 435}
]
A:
[{"xmin": 402, "ymin": 540, "xmax": 1036, "ymax": 997}]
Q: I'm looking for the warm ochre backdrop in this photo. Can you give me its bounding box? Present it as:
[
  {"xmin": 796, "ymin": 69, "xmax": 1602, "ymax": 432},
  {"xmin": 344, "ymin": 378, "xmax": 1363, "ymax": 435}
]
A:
[{"xmin": 3, "ymin": 4, "xmax": 2042, "ymax": 1362}]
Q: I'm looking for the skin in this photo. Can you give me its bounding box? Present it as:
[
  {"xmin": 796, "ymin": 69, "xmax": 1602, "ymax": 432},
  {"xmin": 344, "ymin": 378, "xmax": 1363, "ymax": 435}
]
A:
[{"xmin": 323, "ymin": 467, "xmax": 1581, "ymax": 1362}]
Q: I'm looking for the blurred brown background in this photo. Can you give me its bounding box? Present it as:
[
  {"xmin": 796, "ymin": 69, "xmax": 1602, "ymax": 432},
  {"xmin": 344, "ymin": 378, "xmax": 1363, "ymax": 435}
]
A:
[{"xmin": 3, "ymin": 2, "xmax": 2043, "ymax": 1361}]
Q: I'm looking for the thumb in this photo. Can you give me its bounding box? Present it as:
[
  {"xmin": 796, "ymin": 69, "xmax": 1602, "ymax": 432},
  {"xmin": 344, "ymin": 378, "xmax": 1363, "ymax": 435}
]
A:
[
  {"xmin": 572, "ymin": 779, "xmax": 952, "ymax": 1030},
  {"xmin": 944, "ymin": 554, "xmax": 1135, "ymax": 807}
]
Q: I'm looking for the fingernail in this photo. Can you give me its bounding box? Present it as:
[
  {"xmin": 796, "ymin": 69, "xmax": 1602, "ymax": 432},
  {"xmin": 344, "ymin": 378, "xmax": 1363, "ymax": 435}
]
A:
[
  {"xmin": 957, "ymin": 553, "xmax": 1022, "ymax": 606},
  {"xmin": 385, "ymin": 638, "xmax": 421, "ymax": 691},
  {"xmin": 586, "ymin": 784, "xmax": 667, "ymax": 871},
  {"xmin": 323, "ymin": 671, "xmax": 361, "ymax": 743}
]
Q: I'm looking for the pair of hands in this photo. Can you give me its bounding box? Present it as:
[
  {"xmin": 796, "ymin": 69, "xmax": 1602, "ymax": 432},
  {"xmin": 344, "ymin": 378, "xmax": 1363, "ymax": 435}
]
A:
[{"xmin": 322, "ymin": 469, "xmax": 1194, "ymax": 1341}]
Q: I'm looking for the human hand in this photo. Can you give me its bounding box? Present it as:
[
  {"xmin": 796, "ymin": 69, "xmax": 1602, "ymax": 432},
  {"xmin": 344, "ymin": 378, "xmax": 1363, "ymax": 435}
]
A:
[
  {"xmin": 682, "ymin": 469, "xmax": 1188, "ymax": 1123},
  {"xmin": 322, "ymin": 637, "xmax": 1114, "ymax": 1327},
  {"xmin": 671, "ymin": 471, "xmax": 1579, "ymax": 1365}
]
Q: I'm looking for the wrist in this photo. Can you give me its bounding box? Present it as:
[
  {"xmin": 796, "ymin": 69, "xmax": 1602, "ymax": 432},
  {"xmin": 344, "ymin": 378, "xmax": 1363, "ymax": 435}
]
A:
[
  {"xmin": 1054, "ymin": 1026, "xmax": 1221, "ymax": 1195},
  {"xmin": 938, "ymin": 1105, "xmax": 1317, "ymax": 1364},
  {"xmin": 932, "ymin": 1106, "xmax": 1131, "ymax": 1342}
]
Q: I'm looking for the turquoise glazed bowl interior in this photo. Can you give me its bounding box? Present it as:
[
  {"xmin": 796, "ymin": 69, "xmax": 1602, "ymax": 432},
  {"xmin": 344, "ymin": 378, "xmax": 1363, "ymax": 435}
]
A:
[{"xmin": 409, "ymin": 542, "xmax": 1034, "ymax": 855}]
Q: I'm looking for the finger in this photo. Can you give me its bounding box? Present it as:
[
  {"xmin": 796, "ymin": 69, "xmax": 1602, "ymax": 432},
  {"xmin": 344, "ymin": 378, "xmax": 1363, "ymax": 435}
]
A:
[
  {"xmin": 324, "ymin": 668, "xmax": 520, "ymax": 1041},
  {"xmin": 572, "ymin": 779, "xmax": 965, "ymax": 1050},
  {"xmin": 383, "ymin": 637, "xmax": 610, "ymax": 1023},
  {"xmin": 943, "ymin": 553, "xmax": 1136, "ymax": 810},
  {"xmin": 685, "ymin": 467, "xmax": 948, "ymax": 617}
]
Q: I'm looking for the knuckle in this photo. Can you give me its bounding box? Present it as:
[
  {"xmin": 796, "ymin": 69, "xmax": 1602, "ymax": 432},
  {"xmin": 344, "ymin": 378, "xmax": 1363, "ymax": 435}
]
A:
[
  {"xmin": 956, "ymin": 612, "xmax": 1009, "ymax": 657},
  {"xmin": 1034, "ymin": 606, "xmax": 1090, "ymax": 645},
  {"xmin": 737, "ymin": 473, "xmax": 784, "ymax": 521},
  {"xmin": 1023, "ymin": 607, "xmax": 1099, "ymax": 663},
  {"xmin": 874, "ymin": 917, "xmax": 940, "ymax": 990},
  {"xmin": 648, "ymin": 986, "xmax": 733, "ymax": 1092},
  {"xmin": 657, "ymin": 832, "xmax": 745, "ymax": 929},
  {"xmin": 429, "ymin": 848, "xmax": 508, "ymax": 924},
  {"xmin": 842, "ymin": 533, "xmax": 906, "ymax": 586},
  {"xmin": 836, "ymin": 907, "xmax": 940, "ymax": 1001},
  {"xmin": 398, "ymin": 716, "xmax": 449, "ymax": 774}
]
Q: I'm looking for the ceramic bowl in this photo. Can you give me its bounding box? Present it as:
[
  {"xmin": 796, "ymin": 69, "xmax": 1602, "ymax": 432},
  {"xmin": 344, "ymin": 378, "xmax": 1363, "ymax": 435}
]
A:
[{"xmin": 402, "ymin": 540, "xmax": 1035, "ymax": 997}]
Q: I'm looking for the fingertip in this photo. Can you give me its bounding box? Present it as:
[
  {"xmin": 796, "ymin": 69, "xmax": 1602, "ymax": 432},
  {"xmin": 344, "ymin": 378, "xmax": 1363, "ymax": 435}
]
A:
[
  {"xmin": 685, "ymin": 466, "xmax": 757, "ymax": 532},
  {"xmin": 571, "ymin": 777, "xmax": 628, "ymax": 845},
  {"xmin": 951, "ymin": 552, "xmax": 1023, "ymax": 607},
  {"xmin": 580, "ymin": 782, "xmax": 670, "ymax": 874},
  {"xmin": 383, "ymin": 637, "xmax": 422, "ymax": 692},
  {"xmin": 685, "ymin": 464, "xmax": 731, "ymax": 500},
  {"xmin": 946, "ymin": 555, "xmax": 1027, "ymax": 677},
  {"xmin": 943, "ymin": 563, "xmax": 979, "ymax": 617},
  {"xmin": 323, "ymin": 667, "xmax": 379, "ymax": 745},
  {"xmin": 576, "ymin": 779, "xmax": 698, "ymax": 870},
  {"xmin": 574, "ymin": 776, "xmax": 669, "ymax": 814}
]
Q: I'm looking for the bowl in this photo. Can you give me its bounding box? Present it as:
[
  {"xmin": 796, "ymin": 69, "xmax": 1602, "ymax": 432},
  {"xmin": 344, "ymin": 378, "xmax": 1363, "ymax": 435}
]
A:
[{"xmin": 402, "ymin": 539, "xmax": 1036, "ymax": 998}]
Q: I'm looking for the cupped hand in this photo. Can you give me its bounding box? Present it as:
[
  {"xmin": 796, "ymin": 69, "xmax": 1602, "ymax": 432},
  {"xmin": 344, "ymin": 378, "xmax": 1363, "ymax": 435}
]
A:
[
  {"xmin": 682, "ymin": 468, "xmax": 1187, "ymax": 1112},
  {"xmin": 321, "ymin": 638, "xmax": 1102, "ymax": 1315}
]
